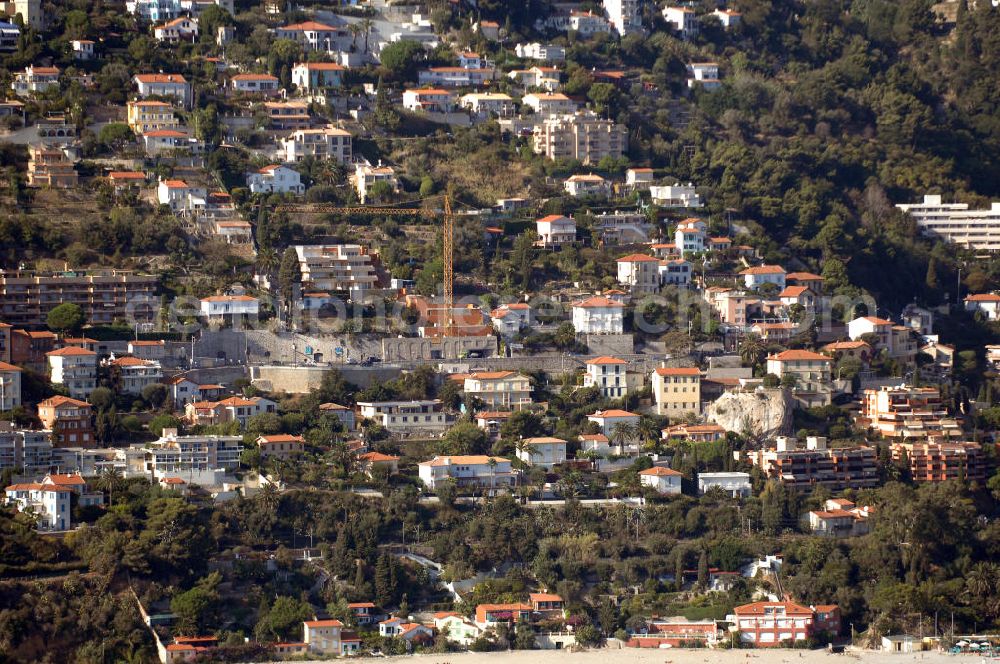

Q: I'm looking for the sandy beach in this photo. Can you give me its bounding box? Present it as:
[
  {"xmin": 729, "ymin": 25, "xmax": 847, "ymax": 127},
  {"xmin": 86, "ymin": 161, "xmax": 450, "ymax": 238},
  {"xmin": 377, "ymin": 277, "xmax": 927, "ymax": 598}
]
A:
[{"xmin": 280, "ymin": 647, "xmax": 989, "ymax": 664}]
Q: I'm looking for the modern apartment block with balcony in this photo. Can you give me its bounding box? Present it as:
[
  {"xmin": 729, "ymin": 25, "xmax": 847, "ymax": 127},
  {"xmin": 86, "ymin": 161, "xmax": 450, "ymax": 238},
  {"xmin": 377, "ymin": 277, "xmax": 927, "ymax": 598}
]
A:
[
  {"xmin": 859, "ymin": 385, "xmax": 962, "ymax": 441},
  {"xmin": 532, "ymin": 111, "xmax": 627, "ymax": 164},
  {"xmin": 890, "ymin": 440, "xmax": 985, "ymax": 483},
  {"xmin": 896, "ymin": 193, "xmax": 1000, "ymax": 251},
  {"xmin": 294, "ymin": 244, "xmax": 379, "ymax": 298},
  {"xmin": 0, "ymin": 269, "xmax": 157, "ymax": 328},
  {"xmin": 745, "ymin": 436, "xmax": 879, "ymax": 491}
]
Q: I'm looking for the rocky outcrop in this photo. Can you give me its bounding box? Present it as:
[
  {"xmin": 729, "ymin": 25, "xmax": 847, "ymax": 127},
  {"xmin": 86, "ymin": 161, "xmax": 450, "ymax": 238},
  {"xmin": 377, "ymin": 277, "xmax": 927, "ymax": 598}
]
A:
[{"xmin": 706, "ymin": 388, "xmax": 794, "ymax": 439}]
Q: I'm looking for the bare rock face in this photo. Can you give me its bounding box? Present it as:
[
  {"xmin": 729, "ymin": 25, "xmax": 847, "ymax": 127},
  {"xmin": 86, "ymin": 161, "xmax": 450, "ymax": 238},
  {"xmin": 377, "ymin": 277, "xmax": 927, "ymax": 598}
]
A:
[{"xmin": 706, "ymin": 388, "xmax": 794, "ymax": 440}]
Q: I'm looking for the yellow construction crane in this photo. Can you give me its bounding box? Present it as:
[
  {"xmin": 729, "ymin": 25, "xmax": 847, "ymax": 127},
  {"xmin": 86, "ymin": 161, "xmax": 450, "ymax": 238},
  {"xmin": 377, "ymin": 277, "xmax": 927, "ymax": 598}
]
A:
[{"xmin": 271, "ymin": 195, "xmax": 456, "ymax": 332}]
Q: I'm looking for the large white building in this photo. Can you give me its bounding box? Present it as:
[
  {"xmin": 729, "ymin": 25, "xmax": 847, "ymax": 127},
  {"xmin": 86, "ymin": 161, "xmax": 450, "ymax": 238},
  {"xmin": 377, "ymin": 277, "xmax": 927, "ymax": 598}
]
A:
[
  {"xmin": 0, "ymin": 425, "xmax": 51, "ymax": 474},
  {"xmin": 532, "ymin": 111, "xmax": 627, "ymax": 164},
  {"xmin": 0, "ymin": 360, "xmax": 21, "ymax": 411},
  {"xmin": 4, "ymin": 482, "xmax": 72, "ymax": 530},
  {"xmin": 583, "ymin": 356, "xmax": 629, "ymax": 399},
  {"xmin": 896, "ymin": 194, "xmax": 1000, "ymax": 251},
  {"xmin": 418, "ymin": 455, "xmax": 514, "ymax": 491},
  {"xmin": 142, "ymin": 428, "xmax": 242, "ymax": 485},
  {"xmin": 358, "ymin": 400, "xmax": 450, "ymax": 433},
  {"xmin": 282, "ymin": 127, "xmax": 352, "ymax": 163},
  {"xmin": 650, "ymin": 183, "xmax": 702, "ymax": 208},
  {"xmin": 514, "ymin": 42, "xmax": 565, "ymax": 62},
  {"xmin": 603, "ymin": 0, "xmax": 641, "ymax": 35},
  {"xmin": 617, "ymin": 253, "xmax": 660, "ymax": 293},
  {"xmin": 517, "ymin": 437, "xmax": 567, "ymax": 468},
  {"xmin": 353, "ymin": 162, "xmax": 399, "ymax": 203},
  {"xmin": 46, "ymin": 347, "xmax": 97, "ymax": 399},
  {"xmin": 294, "ymin": 244, "xmax": 379, "ymax": 296},
  {"xmin": 572, "ymin": 296, "xmax": 625, "ymax": 334},
  {"xmin": 535, "ymin": 214, "xmax": 577, "ymax": 248}
]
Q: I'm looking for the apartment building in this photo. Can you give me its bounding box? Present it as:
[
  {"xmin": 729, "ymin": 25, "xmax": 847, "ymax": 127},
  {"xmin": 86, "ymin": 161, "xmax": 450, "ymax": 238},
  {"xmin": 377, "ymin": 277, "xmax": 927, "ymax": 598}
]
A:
[
  {"xmin": 571, "ymin": 296, "xmax": 624, "ymax": 334},
  {"xmin": 462, "ymin": 371, "xmax": 532, "ymax": 408},
  {"xmin": 860, "ymin": 385, "xmax": 962, "ymax": 441},
  {"xmin": 808, "ymin": 498, "xmax": 872, "ymax": 537},
  {"xmin": 46, "ymin": 346, "xmax": 96, "ymax": 399},
  {"xmin": 604, "ymin": 0, "xmax": 642, "ymax": 35},
  {"xmin": 107, "ymin": 356, "xmax": 162, "ymax": 395},
  {"xmin": 652, "ymin": 367, "xmax": 701, "ymax": 416},
  {"xmin": 891, "ymin": 441, "xmax": 985, "ymax": 483},
  {"xmin": 663, "ymin": 423, "xmax": 726, "ymax": 443},
  {"xmin": 294, "ymin": 244, "xmax": 379, "ymax": 296},
  {"xmin": 896, "ymin": 194, "xmax": 1000, "ymax": 251},
  {"xmin": 303, "ymin": 619, "xmax": 356, "ymax": 656},
  {"xmin": 142, "ymin": 428, "xmax": 242, "ymax": 483},
  {"xmin": 256, "ymin": 434, "xmax": 305, "ymax": 460},
  {"xmin": 595, "ymin": 210, "xmax": 650, "ymax": 244},
  {"xmin": 730, "ymin": 602, "xmax": 840, "ymax": 646},
  {"xmin": 27, "ymin": 145, "xmax": 78, "ymax": 187},
  {"xmin": 37, "ymin": 395, "xmax": 93, "ymax": 447},
  {"xmin": 358, "ymin": 400, "xmax": 451, "ymax": 433},
  {"xmin": 617, "ymin": 253, "xmax": 660, "ymax": 293},
  {"xmin": 282, "ymin": 127, "xmax": 352, "ymax": 163},
  {"xmin": 584, "ymin": 356, "xmax": 629, "ymax": 399},
  {"xmin": 675, "ymin": 218, "xmax": 707, "ymax": 254},
  {"xmin": 746, "ymin": 437, "xmax": 879, "ymax": 491},
  {"xmin": 126, "ymin": 100, "xmax": 179, "ymax": 134},
  {"xmin": 291, "ymin": 61, "xmax": 345, "ymax": 91},
  {"xmin": 0, "ymin": 360, "xmax": 20, "ymax": 411},
  {"xmin": 532, "ymin": 111, "xmax": 627, "ymax": 164},
  {"xmin": 663, "ymin": 6, "xmax": 698, "ymax": 37},
  {"xmin": 200, "ymin": 294, "xmax": 259, "ymax": 320},
  {"xmin": 127, "ymin": 0, "xmax": 180, "ymax": 21},
  {"xmin": 0, "ymin": 424, "xmax": 51, "ymax": 473},
  {"xmin": 765, "ymin": 349, "xmax": 833, "ymax": 407},
  {"xmin": 133, "ymin": 73, "xmax": 191, "ymax": 107},
  {"xmin": 418, "ymin": 455, "xmax": 514, "ymax": 491},
  {"xmin": 698, "ymin": 472, "xmax": 752, "ymax": 497}
]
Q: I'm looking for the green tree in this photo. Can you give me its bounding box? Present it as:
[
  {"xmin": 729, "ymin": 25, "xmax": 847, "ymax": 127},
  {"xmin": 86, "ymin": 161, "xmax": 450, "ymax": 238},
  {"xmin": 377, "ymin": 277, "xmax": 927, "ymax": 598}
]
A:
[
  {"xmin": 255, "ymin": 596, "xmax": 313, "ymax": 642},
  {"xmin": 97, "ymin": 123, "xmax": 135, "ymax": 152},
  {"xmin": 379, "ymin": 40, "xmax": 425, "ymax": 79},
  {"xmin": 170, "ymin": 573, "xmax": 222, "ymax": 633},
  {"xmin": 47, "ymin": 303, "xmax": 86, "ymax": 335}
]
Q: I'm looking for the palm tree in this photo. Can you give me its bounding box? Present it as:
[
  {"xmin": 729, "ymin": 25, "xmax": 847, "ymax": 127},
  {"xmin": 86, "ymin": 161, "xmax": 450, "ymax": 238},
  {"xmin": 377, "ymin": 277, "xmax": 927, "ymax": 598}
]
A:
[
  {"xmin": 637, "ymin": 416, "xmax": 660, "ymax": 447},
  {"xmin": 98, "ymin": 467, "xmax": 124, "ymax": 505},
  {"xmin": 487, "ymin": 457, "xmax": 498, "ymax": 496},
  {"xmin": 256, "ymin": 246, "xmax": 279, "ymax": 279},
  {"xmin": 360, "ymin": 18, "xmax": 374, "ymax": 53},
  {"xmin": 966, "ymin": 562, "xmax": 998, "ymax": 599},
  {"xmin": 610, "ymin": 422, "xmax": 637, "ymax": 450},
  {"xmin": 347, "ymin": 22, "xmax": 362, "ymax": 49},
  {"xmin": 739, "ymin": 333, "xmax": 766, "ymax": 371}
]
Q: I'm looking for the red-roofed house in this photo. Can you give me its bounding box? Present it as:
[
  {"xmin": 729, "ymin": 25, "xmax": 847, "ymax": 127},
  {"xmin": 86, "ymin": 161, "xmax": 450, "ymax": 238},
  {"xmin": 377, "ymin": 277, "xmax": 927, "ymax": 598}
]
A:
[
  {"xmin": 38, "ymin": 395, "xmax": 94, "ymax": 448},
  {"xmin": 584, "ymin": 355, "xmax": 629, "ymax": 398},
  {"xmin": 617, "ymin": 253, "xmax": 660, "ymax": 293},
  {"xmin": 292, "ymin": 61, "xmax": 346, "ymax": 90},
  {"xmin": 766, "ymin": 350, "xmax": 833, "ymax": 407},
  {"xmin": 246, "ymin": 164, "xmax": 304, "ymax": 194},
  {"xmin": 730, "ymin": 601, "xmax": 839, "ymax": 645},
  {"xmin": 46, "ymin": 346, "xmax": 97, "ymax": 399},
  {"xmin": 965, "ymin": 292, "xmax": 1000, "ymax": 320},
  {"xmin": 739, "ymin": 264, "xmax": 786, "ymax": 290},
  {"xmin": 230, "ymin": 73, "xmax": 281, "ymax": 96},
  {"xmin": 639, "ymin": 466, "xmax": 682, "ymax": 494},
  {"xmin": 4, "ymin": 482, "xmax": 73, "ymax": 530},
  {"xmin": 357, "ymin": 451, "xmax": 400, "ymax": 476},
  {"xmin": 475, "ymin": 603, "xmax": 533, "ymax": 629},
  {"xmin": 257, "ymin": 434, "xmax": 305, "ymax": 460},
  {"xmin": 133, "ymin": 73, "xmax": 191, "ymax": 106},
  {"xmin": 587, "ymin": 408, "xmax": 640, "ymax": 437},
  {"xmin": 303, "ymin": 619, "xmax": 345, "ymax": 655},
  {"xmin": 462, "ymin": 371, "xmax": 532, "ymax": 408},
  {"xmin": 402, "ymin": 88, "xmax": 454, "ymax": 112},
  {"xmin": 535, "ymin": 214, "xmax": 577, "ymax": 248}
]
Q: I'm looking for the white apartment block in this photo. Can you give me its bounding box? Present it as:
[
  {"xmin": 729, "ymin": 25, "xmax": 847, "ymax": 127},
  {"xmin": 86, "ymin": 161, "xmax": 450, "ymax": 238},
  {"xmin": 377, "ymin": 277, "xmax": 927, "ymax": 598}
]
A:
[
  {"xmin": 617, "ymin": 254, "xmax": 660, "ymax": 293},
  {"xmin": 358, "ymin": 400, "xmax": 450, "ymax": 433},
  {"xmin": 294, "ymin": 244, "xmax": 378, "ymax": 295},
  {"xmin": 532, "ymin": 111, "xmax": 627, "ymax": 164},
  {"xmin": 517, "ymin": 437, "xmax": 567, "ymax": 468},
  {"xmin": 460, "ymin": 92, "xmax": 515, "ymax": 117},
  {"xmin": 462, "ymin": 371, "xmax": 532, "ymax": 408},
  {"xmin": 663, "ymin": 6, "xmax": 698, "ymax": 37},
  {"xmin": 282, "ymin": 127, "xmax": 352, "ymax": 163},
  {"xmin": 46, "ymin": 347, "xmax": 97, "ymax": 399},
  {"xmin": 572, "ymin": 296, "xmax": 625, "ymax": 334},
  {"xmin": 535, "ymin": 214, "xmax": 577, "ymax": 248},
  {"xmin": 604, "ymin": 0, "xmax": 642, "ymax": 35},
  {"xmin": 142, "ymin": 428, "xmax": 242, "ymax": 484},
  {"xmin": 11, "ymin": 65, "xmax": 59, "ymax": 96},
  {"xmin": 0, "ymin": 360, "xmax": 21, "ymax": 411},
  {"xmin": 896, "ymin": 194, "xmax": 1000, "ymax": 251},
  {"xmin": 133, "ymin": 73, "xmax": 191, "ymax": 107},
  {"xmin": 108, "ymin": 356, "xmax": 163, "ymax": 395},
  {"xmin": 522, "ymin": 92, "xmax": 577, "ymax": 116},
  {"xmin": 584, "ymin": 356, "xmax": 629, "ymax": 398},
  {"xmin": 0, "ymin": 425, "xmax": 51, "ymax": 474}
]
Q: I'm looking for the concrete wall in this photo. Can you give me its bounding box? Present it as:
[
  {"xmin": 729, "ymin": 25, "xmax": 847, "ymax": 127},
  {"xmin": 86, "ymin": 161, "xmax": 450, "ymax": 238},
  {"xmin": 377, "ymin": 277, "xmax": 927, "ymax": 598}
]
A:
[
  {"xmin": 584, "ymin": 333, "xmax": 634, "ymax": 356},
  {"xmin": 381, "ymin": 335, "xmax": 497, "ymax": 362},
  {"xmin": 250, "ymin": 364, "xmax": 402, "ymax": 393}
]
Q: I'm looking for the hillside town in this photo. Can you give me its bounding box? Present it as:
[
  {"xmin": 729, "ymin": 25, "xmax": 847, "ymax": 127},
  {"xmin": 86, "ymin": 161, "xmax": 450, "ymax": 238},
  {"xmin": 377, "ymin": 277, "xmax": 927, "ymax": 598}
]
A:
[{"xmin": 1, "ymin": 0, "xmax": 1000, "ymax": 663}]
